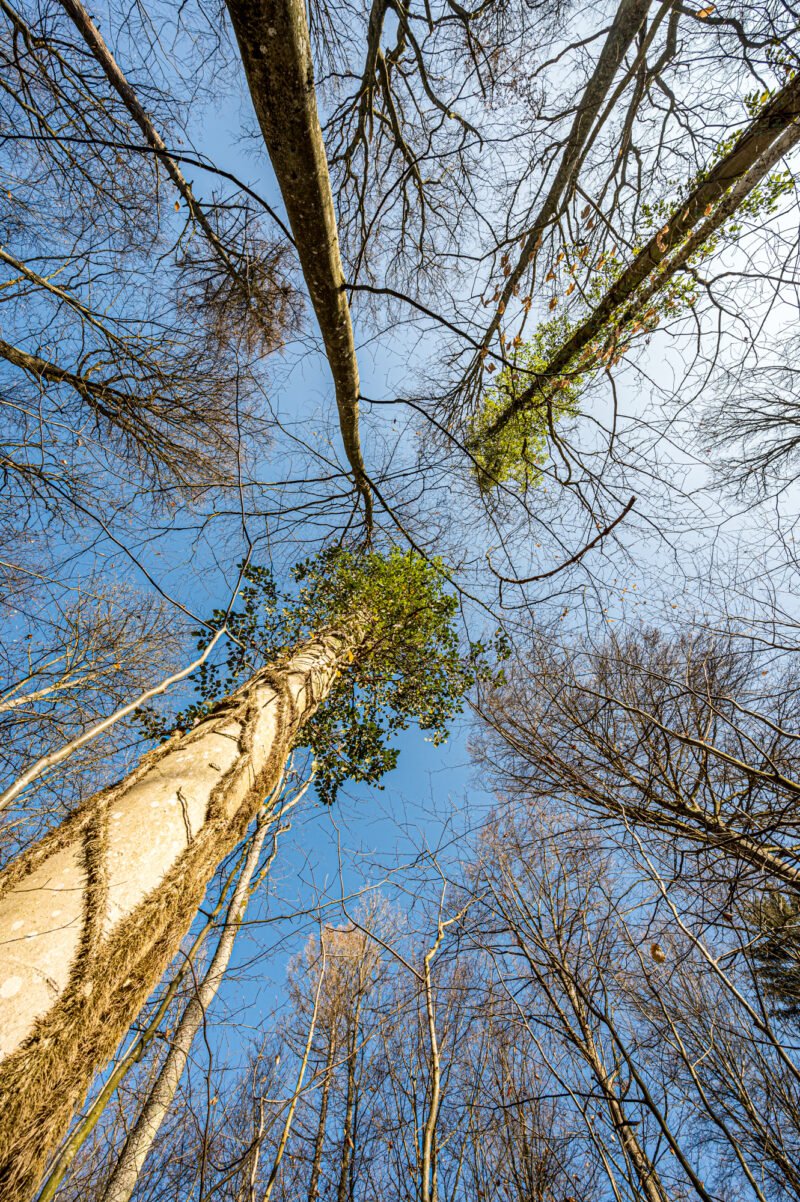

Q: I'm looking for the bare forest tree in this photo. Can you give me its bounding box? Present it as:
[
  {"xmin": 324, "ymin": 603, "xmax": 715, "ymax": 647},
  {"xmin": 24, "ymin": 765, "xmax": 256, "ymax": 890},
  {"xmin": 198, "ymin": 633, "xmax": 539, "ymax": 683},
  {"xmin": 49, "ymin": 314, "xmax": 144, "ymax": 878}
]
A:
[
  {"xmin": 476, "ymin": 627, "xmax": 800, "ymax": 893},
  {"xmin": 3, "ymin": 0, "xmax": 800, "ymax": 1200}
]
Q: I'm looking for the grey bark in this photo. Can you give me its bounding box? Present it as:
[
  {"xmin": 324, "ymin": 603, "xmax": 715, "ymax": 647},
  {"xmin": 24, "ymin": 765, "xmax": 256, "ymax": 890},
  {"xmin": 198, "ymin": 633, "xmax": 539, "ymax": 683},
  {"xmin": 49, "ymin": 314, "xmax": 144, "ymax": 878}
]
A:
[
  {"xmin": 335, "ymin": 997, "xmax": 361, "ymax": 1202},
  {"xmin": 308, "ymin": 1033, "xmax": 336, "ymax": 1202},
  {"xmin": 225, "ymin": 0, "xmax": 372, "ymax": 525}
]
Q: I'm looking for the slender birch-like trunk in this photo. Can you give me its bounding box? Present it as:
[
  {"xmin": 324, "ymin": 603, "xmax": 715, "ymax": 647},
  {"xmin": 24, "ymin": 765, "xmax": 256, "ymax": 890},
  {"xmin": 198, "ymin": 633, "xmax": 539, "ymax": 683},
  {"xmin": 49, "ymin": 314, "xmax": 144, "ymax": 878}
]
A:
[
  {"xmin": 473, "ymin": 0, "xmax": 653, "ymax": 364},
  {"xmin": 308, "ymin": 1031, "xmax": 337, "ymax": 1202},
  {"xmin": 335, "ymin": 998, "xmax": 361, "ymax": 1202},
  {"xmin": 420, "ymin": 905, "xmax": 464, "ymax": 1202},
  {"xmin": 262, "ymin": 955, "xmax": 327, "ymax": 1202},
  {"xmin": 420, "ymin": 947, "xmax": 442, "ymax": 1202},
  {"xmin": 0, "ymin": 627, "xmax": 358, "ymax": 1202},
  {"xmin": 99, "ymin": 802, "xmax": 290, "ymax": 1202}
]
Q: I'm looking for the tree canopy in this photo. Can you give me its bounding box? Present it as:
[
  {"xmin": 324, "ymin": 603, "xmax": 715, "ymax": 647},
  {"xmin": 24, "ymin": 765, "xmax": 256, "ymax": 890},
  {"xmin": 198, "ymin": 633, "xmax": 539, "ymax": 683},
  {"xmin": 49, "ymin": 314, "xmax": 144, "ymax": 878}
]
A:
[{"xmin": 3, "ymin": 0, "xmax": 800, "ymax": 1198}]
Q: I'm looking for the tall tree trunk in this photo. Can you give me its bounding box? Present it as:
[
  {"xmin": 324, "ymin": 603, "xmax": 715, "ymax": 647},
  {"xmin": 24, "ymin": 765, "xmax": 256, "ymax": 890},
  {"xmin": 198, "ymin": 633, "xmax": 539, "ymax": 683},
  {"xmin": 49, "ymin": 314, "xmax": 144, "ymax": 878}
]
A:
[
  {"xmin": 0, "ymin": 627, "xmax": 358, "ymax": 1202},
  {"xmin": 308, "ymin": 1031, "xmax": 337, "ymax": 1202},
  {"xmin": 564, "ymin": 980, "xmax": 701, "ymax": 1202},
  {"xmin": 420, "ymin": 956, "xmax": 441, "ymax": 1202},
  {"xmin": 225, "ymin": 0, "xmax": 372, "ymax": 525},
  {"xmin": 262, "ymin": 958, "xmax": 327, "ymax": 1202},
  {"xmin": 336, "ymin": 1000, "xmax": 361, "ymax": 1202}
]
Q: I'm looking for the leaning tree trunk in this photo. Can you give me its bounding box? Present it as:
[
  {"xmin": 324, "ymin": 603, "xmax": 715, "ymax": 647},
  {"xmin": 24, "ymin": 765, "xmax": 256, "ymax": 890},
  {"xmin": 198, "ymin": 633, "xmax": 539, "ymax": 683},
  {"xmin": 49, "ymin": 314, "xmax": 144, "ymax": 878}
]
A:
[
  {"xmin": 308, "ymin": 1029, "xmax": 337, "ymax": 1202},
  {"xmin": 0, "ymin": 627, "xmax": 359, "ymax": 1202},
  {"xmin": 99, "ymin": 814, "xmax": 273, "ymax": 1202},
  {"xmin": 225, "ymin": 0, "xmax": 372, "ymax": 525}
]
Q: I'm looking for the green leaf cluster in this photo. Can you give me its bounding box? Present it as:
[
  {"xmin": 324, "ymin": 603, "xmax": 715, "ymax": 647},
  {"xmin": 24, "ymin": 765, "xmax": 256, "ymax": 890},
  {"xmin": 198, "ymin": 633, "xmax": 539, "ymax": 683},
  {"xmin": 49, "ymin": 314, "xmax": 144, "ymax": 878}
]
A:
[
  {"xmin": 137, "ymin": 549, "xmax": 476, "ymax": 806},
  {"xmin": 469, "ymin": 314, "xmax": 581, "ymax": 492},
  {"xmin": 286, "ymin": 547, "xmax": 474, "ymax": 803}
]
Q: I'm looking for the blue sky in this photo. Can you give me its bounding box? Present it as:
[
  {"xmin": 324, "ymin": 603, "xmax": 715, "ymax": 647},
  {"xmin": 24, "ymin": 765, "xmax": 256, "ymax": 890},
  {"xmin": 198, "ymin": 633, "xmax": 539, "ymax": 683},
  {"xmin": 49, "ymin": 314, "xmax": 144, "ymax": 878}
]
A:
[{"xmin": 98, "ymin": 33, "xmax": 800, "ymax": 1060}]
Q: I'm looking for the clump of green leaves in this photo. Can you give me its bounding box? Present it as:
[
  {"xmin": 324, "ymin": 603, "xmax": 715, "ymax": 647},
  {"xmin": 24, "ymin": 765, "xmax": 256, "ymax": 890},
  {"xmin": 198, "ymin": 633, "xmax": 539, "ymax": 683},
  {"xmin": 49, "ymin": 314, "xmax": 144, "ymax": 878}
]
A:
[
  {"xmin": 135, "ymin": 562, "xmax": 280, "ymax": 742},
  {"xmin": 289, "ymin": 547, "xmax": 477, "ymax": 802},
  {"xmin": 138, "ymin": 548, "xmax": 485, "ymax": 805},
  {"xmin": 469, "ymin": 314, "xmax": 581, "ymax": 492}
]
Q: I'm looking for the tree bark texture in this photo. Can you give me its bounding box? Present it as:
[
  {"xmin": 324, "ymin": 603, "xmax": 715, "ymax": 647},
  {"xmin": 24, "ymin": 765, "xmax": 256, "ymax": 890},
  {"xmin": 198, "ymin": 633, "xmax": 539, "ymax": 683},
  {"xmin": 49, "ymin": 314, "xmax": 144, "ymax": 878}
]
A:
[
  {"xmin": 225, "ymin": 0, "xmax": 372, "ymax": 523},
  {"xmin": 335, "ymin": 1002, "xmax": 360, "ymax": 1202},
  {"xmin": 98, "ymin": 816, "xmax": 272, "ymax": 1202},
  {"xmin": 0, "ymin": 628, "xmax": 357, "ymax": 1202}
]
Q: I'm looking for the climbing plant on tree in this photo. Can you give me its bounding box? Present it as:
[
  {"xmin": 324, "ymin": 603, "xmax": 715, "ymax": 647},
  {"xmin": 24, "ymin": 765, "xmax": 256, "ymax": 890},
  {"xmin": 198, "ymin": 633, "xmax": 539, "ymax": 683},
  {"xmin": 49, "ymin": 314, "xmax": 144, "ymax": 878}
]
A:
[
  {"xmin": 468, "ymin": 313, "xmax": 583, "ymax": 493},
  {"xmin": 0, "ymin": 546, "xmax": 475, "ymax": 1202},
  {"xmin": 470, "ymin": 75, "xmax": 800, "ymax": 487},
  {"xmin": 140, "ymin": 547, "xmax": 474, "ymax": 804}
]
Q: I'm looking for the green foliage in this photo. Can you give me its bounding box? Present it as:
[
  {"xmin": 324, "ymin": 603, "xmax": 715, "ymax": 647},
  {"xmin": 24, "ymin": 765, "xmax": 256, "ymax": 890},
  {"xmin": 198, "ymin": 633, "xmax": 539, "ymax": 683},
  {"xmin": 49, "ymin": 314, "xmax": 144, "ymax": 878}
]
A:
[
  {"xmin": 472, "ymin": 116, "xmax": 794, "ymax": 493},
  {"xmin": 137, "ymin": 549, "xmax": 483, "ymax": 805},
  {"xmin": 287, "ymin": 547, "xmax": 476, "ymax": 803},
  {"xmin": 749, "ymin": 893, "xmax": 800, "ymax": 1024},
  {"xmin": 469, "ymin": 314, "xmax": 581, "ymax": 492}
]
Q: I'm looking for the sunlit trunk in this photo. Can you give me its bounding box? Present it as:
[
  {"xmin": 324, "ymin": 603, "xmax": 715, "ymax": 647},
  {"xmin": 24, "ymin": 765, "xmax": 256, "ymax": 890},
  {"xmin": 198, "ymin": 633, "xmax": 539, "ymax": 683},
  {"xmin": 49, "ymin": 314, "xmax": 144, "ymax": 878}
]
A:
[
  {"xmin": 99, "ymin": 813, "xmax": 274, "ymax": 1202},
  {"xmin": 0, "ymin": 628, "xmax": 357, "ymax": 1202}
]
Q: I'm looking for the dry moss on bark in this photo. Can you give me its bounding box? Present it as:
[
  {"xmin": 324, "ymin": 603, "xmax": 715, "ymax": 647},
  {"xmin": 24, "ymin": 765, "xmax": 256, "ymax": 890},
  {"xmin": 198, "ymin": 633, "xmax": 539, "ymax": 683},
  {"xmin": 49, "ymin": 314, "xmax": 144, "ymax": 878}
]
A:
[{"xmin": 0, "ymin": 550, "xmax": 473, "ymax": 1201}]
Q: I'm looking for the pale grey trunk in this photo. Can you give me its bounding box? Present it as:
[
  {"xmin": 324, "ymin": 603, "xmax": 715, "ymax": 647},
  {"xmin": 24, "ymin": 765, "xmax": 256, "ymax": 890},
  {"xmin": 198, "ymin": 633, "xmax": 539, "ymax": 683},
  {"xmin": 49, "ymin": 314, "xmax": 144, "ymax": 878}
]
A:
[
  {"xmin": 99, "ymin": 816, "xmax": 271, "ymax": 1202},
  {"xmin": 308, "ymin": 1032, "xmax": 337, "ymax": 1202},
  {"xmin": 420, "ymin": 965, "xmax": 441, "ymax": 1202},
  {"xmin": 0, "ymin": 629, "xmax": 356, "ymax": 1202},
  {"xmin": 225, "ymin": 0, "xmax": 372, "ymax": 524}
]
